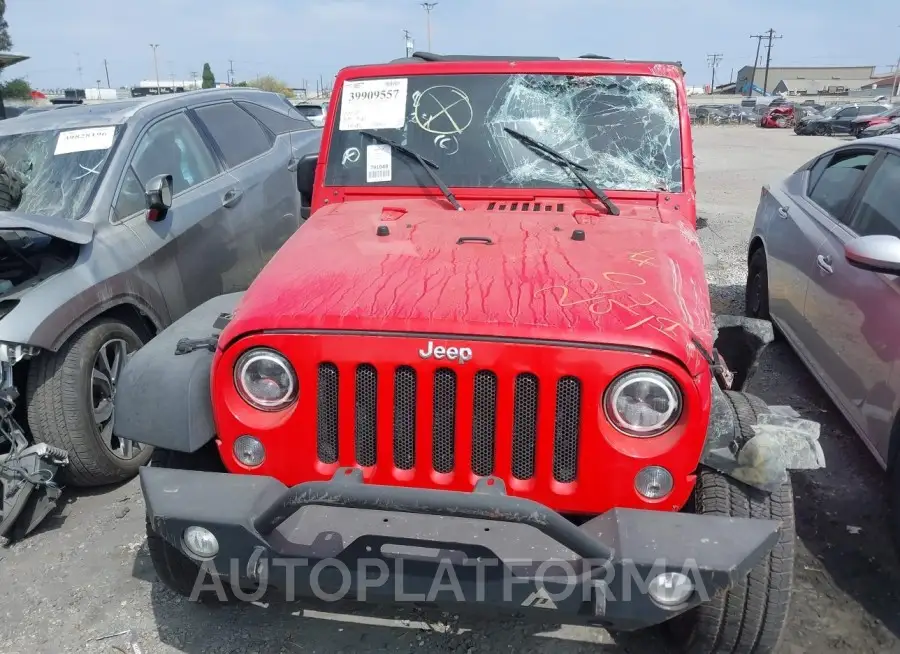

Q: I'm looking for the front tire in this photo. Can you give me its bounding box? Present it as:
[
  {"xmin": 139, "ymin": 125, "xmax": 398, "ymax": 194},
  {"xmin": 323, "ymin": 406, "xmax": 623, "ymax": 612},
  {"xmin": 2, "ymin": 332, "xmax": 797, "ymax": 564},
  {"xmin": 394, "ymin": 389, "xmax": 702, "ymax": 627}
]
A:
[
  {"xmin": 664, "ymin": 392, "xmax": 795, "ymax": 654},
  {"xmin": 745, "ymin": 248, "xmax": 771, "ymax": 321},
  {"xmin": 26, "ymin": 317, "xmax": 151, "ymax": 487}
]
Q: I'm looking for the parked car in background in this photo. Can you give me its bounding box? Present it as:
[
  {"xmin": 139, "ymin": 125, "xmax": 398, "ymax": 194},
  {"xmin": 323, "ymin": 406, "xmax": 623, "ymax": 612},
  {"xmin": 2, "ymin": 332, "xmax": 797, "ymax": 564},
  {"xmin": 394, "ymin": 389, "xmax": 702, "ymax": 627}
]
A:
[
  {"xmin": 851, "ymin": 105, "xmax": 900, "ymax": 137},
  {"xmin": 293, "ymin": 102, "xmax": 327, "ymax": 127},
  {"xmin": 759, "ymin": 103, "xmax": 796, "ymax": 128},
  {"xmin": 859, "ymin": 117, "xmax": 900, "ymax": 139},
  {"xmin": 745, "ymin": 133, "xmax": 900, "ymax": 547},
  {"xmin": 796, "ymin": 103, "xmax": 889, "ymax": 136},
  {"xmin": 0, "ymin": 88, "xmax": 321, "ymax": 539}
]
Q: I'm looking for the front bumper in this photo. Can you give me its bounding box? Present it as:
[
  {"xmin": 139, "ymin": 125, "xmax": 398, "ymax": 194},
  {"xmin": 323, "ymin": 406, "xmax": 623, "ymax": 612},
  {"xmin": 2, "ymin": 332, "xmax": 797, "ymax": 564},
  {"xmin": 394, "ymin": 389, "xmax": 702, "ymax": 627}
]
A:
[{"xmin": 142, "ymin": 466, "xmax": 781, "ymax": 631}]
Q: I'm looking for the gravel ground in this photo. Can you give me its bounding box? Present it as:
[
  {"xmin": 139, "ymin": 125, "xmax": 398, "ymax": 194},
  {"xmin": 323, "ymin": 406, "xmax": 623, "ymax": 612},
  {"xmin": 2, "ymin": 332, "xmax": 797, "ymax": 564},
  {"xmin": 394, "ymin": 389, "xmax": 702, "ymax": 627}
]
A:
[{"xmin": 3, "ymin": 127, "xmax": 899, "ymax": 654}]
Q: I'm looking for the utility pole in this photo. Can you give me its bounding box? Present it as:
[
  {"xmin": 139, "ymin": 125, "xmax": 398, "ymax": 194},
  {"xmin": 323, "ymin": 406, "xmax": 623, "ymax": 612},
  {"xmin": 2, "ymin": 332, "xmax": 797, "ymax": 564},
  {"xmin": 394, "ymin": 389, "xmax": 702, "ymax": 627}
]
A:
[
  {"xmin": 228, "ymin": 59, "xmax": 235, "ymax": 85},
  {"xmin": 190, "ymin": 71, "xmax": 198, "ymax": 90},
  {"xmin": 403, "ymin": 29, "xmax": 414, "ymax": 57},
  {"xmin": 707, "ymin": 53, "xmax": 722, "ymax": 94},
  {"xmin": 75, "ymin": 52, "xmax": 83, "ymax": 88},
  {"xmin": 761, "ymin": 28, "xmax": 782, "ymax": 96},
  {"xmin": 748, "ymin": 34, "xmax": 764, "ymax": 97},
  {"xmin": 893, "ymin": 54, "xmax": 900, "ymax": 101},
  {"xmin": 103, "ymin": 59, "xmax": 111, "ymax": 87},
  {"xmin": 421, "ymin": 2, "xmax": 437, "ymax": 51},
  {"xmin": 149, "ymin": 44, "xmax": 160, "ymax": 93}
]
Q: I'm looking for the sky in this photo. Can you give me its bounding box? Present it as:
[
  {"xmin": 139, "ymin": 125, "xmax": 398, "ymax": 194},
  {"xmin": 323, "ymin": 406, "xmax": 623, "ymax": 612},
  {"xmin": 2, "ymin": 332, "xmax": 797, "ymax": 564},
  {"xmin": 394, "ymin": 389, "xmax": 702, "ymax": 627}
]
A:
[{"xmin": 5, "ymin": 0, "xmax": 899, "ymax": 91}]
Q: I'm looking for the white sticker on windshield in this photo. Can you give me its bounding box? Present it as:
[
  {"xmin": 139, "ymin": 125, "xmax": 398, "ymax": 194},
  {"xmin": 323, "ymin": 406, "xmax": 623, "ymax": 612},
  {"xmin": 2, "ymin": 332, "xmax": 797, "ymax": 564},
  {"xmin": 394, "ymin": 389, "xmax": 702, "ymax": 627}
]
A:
[
  {"xmin": 366, "ymin": 144, "xmax": 392, "ymax": 183},
  {"xmin": 340, "ymin": 78, "xmax": 408, "ymax": 131},
  {"xmin": 54, "ymin": 126, "xmax": 116, "ymax": 155}
]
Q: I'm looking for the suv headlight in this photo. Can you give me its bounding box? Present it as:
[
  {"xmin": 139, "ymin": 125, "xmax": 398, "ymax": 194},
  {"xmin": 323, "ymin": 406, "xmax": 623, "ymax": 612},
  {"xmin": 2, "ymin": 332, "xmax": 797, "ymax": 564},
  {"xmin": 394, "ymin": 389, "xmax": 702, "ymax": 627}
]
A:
[
  {"xmin": 604, "ymin": 369, "xmax": 682, "ymax": 437},
  {"xmin": 234, "ymin": 348, "xmax": 298, "ymax": 411}
]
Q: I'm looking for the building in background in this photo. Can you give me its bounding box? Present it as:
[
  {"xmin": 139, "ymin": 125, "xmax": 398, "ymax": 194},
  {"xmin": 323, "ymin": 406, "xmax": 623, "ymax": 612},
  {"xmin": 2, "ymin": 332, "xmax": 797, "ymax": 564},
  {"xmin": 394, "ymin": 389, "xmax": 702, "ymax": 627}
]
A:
[{"xmin": 734, "ymin": 65, "xmax": 876, "ymax": 96}]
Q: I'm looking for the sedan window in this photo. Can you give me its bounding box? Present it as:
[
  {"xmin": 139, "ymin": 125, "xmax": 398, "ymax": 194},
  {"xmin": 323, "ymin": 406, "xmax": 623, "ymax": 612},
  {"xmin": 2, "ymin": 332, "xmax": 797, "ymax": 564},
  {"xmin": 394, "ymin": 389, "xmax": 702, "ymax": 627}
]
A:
[
  {"xmin": 193, "ymin": 102, "xmax": 273, "ymax": 168},
  {"xmin": 807, "ymin": 150, "xmax": 875, "ymax": 221},
  {"xmin": 850, "ymin": 153, "xmax": 900, "ymax": 239}
]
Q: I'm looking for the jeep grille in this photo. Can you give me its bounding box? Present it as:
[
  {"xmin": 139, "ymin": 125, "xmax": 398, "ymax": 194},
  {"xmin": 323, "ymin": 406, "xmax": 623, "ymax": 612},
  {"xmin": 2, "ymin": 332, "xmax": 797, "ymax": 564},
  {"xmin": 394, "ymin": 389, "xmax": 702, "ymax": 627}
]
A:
[{"xmin": 315, "ymin": 363, "xmax": 582, "ymax": 483}]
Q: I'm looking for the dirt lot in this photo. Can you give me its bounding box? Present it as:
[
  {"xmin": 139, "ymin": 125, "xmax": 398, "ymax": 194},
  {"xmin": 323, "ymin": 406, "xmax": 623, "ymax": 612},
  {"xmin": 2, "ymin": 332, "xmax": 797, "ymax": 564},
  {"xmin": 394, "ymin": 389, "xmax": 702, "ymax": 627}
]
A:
[{"xmin": 2, "ymin": 127, "xmax": 899, "ymax": 654}]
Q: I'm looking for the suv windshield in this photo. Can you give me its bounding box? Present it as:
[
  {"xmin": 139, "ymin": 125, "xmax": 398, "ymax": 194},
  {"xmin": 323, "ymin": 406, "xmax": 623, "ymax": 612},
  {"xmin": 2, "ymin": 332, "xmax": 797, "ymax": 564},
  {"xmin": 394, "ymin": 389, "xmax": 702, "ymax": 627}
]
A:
[
  {"xmin": 0, "ymin": 124, "xmax": 120, "ymax": 220},
  {"xmin": 295, "ymin": 105, "xmax": 325, "ymax": 118},
  {"xmin": 325, "ymin": 73, "xmax": 683, "ymax": 192}
]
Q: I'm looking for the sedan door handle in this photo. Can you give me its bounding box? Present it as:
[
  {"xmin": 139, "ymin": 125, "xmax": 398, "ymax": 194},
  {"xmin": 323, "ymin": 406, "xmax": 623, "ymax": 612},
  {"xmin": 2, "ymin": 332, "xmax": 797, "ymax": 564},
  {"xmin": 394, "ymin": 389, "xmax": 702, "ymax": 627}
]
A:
[
  {"xmin": 222, "ymin": 189, "xmax": 243, "ymax": 208},
  {"xmin": 816, "ymin": 254, "xmax": 833, "ymax": 274},
  {"xmin": 777, "ymin": 206, "xmax": 789, "ymax": 218}
]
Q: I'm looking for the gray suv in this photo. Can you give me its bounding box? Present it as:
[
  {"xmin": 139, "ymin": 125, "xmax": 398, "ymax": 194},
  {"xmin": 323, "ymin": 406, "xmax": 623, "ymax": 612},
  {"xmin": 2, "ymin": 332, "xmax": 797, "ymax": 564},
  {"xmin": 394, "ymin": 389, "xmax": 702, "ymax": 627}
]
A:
[{"xmin": 0, "ymin": 88, "xmax": 321, "ymax": 537}]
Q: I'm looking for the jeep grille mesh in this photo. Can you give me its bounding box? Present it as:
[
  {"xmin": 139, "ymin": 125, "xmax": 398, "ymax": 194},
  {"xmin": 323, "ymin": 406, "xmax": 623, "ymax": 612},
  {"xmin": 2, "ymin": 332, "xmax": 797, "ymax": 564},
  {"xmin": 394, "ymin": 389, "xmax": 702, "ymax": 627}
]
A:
[{"xmin": 315, "ymin": 363, "xmax": 581, "ymax": 483}]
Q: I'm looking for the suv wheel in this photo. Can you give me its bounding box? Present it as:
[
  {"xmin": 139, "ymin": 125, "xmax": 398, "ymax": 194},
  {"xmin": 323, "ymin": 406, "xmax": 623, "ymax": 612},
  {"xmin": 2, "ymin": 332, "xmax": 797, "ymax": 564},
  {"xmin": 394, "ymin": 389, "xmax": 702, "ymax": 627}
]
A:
[
  {"xmin": 26, "ymin": 317, "xmax": 152, "ymax": 487},
  {"xmin": 145, "ymin": 446, "xmax": 237, "ymax": 603},
  {"xmin": 664, "ymin": 391, "xmax": 795, "ymax": 654}
]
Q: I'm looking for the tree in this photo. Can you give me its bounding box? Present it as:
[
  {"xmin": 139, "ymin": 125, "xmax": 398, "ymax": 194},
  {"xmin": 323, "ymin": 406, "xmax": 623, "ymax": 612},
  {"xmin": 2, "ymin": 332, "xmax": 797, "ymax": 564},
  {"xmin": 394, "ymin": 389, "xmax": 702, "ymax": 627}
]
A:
[
  {"xmin": 201, "ymin": 63, "xmax": 215, "ymax": 89},
  {"xmin": 242, "ymin": 75, "xmax": 293, "ymax": 97},
  {"xmin": 0, "ymin": 0, "xmax": 12, "ymax": 52},
  {"xmin": 0, "ymin": 78, "xmax": 31, "ymax": 100}
]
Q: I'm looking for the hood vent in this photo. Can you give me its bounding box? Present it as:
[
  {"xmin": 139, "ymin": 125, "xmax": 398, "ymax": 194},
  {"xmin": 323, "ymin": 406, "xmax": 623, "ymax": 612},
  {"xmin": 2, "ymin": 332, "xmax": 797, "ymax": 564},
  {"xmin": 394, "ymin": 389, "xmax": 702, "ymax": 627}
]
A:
[{"xmin": 486, "ymin": 201, "xmax": 565, "ymax": 213}]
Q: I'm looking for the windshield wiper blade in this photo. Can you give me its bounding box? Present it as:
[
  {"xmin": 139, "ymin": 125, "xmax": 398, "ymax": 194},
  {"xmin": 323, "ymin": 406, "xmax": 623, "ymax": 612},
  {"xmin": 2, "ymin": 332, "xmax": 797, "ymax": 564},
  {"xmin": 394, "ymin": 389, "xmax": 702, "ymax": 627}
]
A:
[
  {"xmin": 358, "ymin": 131, "xmax": 463, "ymax": 211},
  {"xmin": 502, "ymin": 127, "xmax": 620, "ymax": 216}
]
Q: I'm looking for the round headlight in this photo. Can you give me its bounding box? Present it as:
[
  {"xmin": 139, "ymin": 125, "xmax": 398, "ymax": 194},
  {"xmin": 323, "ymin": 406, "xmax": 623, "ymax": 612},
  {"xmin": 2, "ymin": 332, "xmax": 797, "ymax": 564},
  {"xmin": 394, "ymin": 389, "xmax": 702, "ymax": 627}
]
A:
[
  {"xmin": 604, "ymin": 369, "xmax": 682, "ymax": 437},
  {"xmin": 234, "ymin": 348, "xmax": 298, "ymax": 411}
]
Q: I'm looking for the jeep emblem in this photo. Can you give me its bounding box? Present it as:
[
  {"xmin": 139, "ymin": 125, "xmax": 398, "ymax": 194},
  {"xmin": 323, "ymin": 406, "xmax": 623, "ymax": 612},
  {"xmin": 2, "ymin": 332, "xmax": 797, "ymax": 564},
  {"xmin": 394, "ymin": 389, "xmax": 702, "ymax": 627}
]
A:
[{"xmin": 418, "ymin": 341, "xmax": 472, "ymax": 364}]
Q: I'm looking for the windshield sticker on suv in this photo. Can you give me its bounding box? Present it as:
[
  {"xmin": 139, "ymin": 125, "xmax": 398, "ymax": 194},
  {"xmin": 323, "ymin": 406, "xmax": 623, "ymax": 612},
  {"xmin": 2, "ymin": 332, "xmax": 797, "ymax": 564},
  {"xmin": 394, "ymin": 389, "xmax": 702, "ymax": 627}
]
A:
[
  {"xmin": 366, "ymin": 144, "xmax": 392, "ymax": 183},
  {"xmin": 54, "ymin": 126, "xmax": 116, "ymax": 155},
  {"xmin": 340, "ymin": 78, "xmax": 408, "ymax": 131}
]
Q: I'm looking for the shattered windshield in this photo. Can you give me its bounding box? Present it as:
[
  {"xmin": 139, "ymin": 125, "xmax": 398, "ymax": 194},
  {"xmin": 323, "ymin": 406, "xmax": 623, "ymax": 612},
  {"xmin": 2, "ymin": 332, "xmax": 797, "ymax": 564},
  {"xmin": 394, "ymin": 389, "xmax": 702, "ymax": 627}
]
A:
[
  {"xmin": 325, "ymin": 73, "xmax": 683, "ymax": 192},
  {"xmin": 0, "ymin": 125, "xmax": 121, "ymax": 220}
]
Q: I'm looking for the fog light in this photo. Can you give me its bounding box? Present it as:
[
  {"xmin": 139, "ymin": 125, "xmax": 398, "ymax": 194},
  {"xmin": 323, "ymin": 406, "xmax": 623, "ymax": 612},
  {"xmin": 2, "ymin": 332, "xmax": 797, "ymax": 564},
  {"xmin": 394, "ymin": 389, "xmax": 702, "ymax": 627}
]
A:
[
  {"xmin": 234, "ymin": 435, "xmax": 265, "ymax": 467},
  {"xmin": 183, "ymin": 526, "xmax": 219, "ymax": 558},
  {"xmin": 635, "ymin": 466, "xmax": 673, "ymax": 499},
  {"xmin": 648, "ymin": 572, "xmax": 693, "ymax": 607}
]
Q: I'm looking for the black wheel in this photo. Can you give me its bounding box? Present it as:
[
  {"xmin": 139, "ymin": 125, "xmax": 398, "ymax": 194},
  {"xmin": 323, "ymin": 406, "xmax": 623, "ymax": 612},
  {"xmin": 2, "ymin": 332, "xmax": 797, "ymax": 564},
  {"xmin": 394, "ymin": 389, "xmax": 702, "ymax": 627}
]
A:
[
  {"xmin": 665, "ymin": 391, "xmax": 795, "ymax": 654},
  {"xmin": 145, "ymin": 446, "xmax": 237, "ymax": 603},
  {"xmin": 26, "ymin": 317, "xmax": 152, "ymax": 487},
  {"xmin": 745, "ymin": 248, "xmax": 771, "ymax": 321}
]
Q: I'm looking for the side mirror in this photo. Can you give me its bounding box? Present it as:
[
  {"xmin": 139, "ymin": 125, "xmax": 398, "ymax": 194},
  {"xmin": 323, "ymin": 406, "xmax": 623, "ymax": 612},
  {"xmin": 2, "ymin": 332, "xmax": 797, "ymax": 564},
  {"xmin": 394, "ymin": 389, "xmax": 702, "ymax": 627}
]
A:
[
  {"xmin": 845, "ymin": 234, "xmax": 900, "ymax": 274},
  {"xmin": 144, "ymin": 174, "xmax": 173, "ymax": 222},
  {"xmin": 296, "ymin": 153, "xmax": 318, "ymax": 198}
]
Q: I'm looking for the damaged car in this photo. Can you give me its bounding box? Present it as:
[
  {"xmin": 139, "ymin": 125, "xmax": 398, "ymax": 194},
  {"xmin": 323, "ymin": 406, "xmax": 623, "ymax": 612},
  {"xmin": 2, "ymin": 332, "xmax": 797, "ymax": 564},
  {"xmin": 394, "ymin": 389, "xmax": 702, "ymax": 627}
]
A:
[
  {"xmin": 795, "ymin": 103, "xmax": 889, "ymax": 136},
  {"xmin": 746, "ymin": 134, "xmax": 900, "ymax": 548},
  {"xmin": 0, "ymin": 88, "xmax": 321, "ymax": 540},
  {"xmin": 117, "ymin": 52, "xmax": 823, "ymax": 653}
]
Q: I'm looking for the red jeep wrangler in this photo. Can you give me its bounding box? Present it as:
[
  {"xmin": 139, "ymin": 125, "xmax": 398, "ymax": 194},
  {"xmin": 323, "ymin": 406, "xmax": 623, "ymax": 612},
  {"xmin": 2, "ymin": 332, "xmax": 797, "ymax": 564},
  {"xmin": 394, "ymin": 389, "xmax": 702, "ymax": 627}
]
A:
[{"xmin": 118, "ymin": 52, "xmax": 815, "ymax": 653}]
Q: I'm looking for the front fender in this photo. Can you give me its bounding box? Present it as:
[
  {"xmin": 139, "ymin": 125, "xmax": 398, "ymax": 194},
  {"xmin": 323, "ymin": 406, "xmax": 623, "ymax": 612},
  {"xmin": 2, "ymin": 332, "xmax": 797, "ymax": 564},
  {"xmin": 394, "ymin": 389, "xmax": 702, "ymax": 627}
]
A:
[{"xmin": 114, "ymin": 292, "xmax": 244, "ymax": 452}]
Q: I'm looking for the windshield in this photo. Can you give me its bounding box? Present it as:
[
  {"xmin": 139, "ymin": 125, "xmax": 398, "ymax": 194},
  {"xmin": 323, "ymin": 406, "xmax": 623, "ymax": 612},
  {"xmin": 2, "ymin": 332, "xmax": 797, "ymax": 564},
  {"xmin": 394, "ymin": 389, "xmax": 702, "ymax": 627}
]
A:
[
  {"xmin": 0, "ymin": 125, "xmax": 120, "ymax": 220},
  {"xmin": 325, "ymin": 73, "xmax": 683, "ymax": 193},
  {"xmin": 295, "ymin": 105, "xmax": 324, "ymax": 117}
]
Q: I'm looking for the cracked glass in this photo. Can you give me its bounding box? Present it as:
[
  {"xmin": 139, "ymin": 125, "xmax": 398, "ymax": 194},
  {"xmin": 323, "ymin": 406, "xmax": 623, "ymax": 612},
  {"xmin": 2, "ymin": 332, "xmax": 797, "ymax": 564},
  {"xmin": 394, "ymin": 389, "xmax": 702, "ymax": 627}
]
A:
[
  {"xmin": 0, "ymin": 125, "xmax": 122, "ymax": 220},
  {"xmin": 325, "ymin": 73, "xmax": 683, "ymax": 193}
]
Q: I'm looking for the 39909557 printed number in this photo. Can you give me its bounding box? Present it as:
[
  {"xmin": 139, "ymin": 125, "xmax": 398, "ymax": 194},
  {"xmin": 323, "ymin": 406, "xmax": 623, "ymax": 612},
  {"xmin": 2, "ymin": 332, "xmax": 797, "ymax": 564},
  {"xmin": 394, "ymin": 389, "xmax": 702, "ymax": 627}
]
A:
[{"xmin": 349, "ymin": 89, "xmax": 401, "ymax": 101}]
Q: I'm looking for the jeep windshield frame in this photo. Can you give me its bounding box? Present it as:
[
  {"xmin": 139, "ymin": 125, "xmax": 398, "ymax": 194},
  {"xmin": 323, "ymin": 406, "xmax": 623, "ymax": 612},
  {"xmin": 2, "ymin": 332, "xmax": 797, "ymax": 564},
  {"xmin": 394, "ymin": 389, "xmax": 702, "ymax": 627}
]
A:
[{"xmin": 320, "ymin": 62, "xmax": 687, "ymax": 202}]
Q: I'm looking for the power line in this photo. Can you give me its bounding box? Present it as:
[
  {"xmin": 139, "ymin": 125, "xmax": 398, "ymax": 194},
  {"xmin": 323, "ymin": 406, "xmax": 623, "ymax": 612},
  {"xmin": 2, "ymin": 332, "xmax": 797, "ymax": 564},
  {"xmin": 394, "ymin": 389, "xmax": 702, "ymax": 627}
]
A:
[
  {"xmin": 421, "ymin": 2, "xmax": 437, "ymax": 51},
  {"xmin": 707, "ymin": 53, "xmax": 722, "ymax": 93}
]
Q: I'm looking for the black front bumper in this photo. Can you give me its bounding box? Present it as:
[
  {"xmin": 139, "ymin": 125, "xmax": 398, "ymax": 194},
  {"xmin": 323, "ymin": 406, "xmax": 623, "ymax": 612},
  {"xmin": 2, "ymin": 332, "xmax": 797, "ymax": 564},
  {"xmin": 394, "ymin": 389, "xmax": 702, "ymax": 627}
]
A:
[{"xmin": 142, "ymin": 467, "xmax": 781, "ymax": 631}]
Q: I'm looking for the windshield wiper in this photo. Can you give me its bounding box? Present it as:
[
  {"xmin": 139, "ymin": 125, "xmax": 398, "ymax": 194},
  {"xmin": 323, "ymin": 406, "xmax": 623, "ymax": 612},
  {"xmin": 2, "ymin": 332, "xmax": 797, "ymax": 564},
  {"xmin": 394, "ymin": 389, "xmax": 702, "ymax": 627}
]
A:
[
  {"xmin": 358, "ymin": 131, "xmax": 463, "ymax": 211},
  {"xmin": 502, "ymin": 127, "xmax": 620, "ymax": 216}
]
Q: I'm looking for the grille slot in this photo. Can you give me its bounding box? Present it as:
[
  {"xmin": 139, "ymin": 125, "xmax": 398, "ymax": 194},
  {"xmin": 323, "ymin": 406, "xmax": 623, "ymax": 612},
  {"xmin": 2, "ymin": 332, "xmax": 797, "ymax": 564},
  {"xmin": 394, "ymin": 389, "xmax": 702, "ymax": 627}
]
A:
[
  {"xmin": 316, "ymin": 363, "xmax": 339, "ymax": 463},
  {"xmin": 553, "ymin": 376, "xmax": 582, "ymax": 483},
  {"xmin": 354, "ymin": 364, "xmax": 377, "ymax": 466},
  {"xmin": 432, "ymin": 368, "xmax": 457, "ymax": 473},
  {"xmin": 511, "ymin": 373, "xmax": 539, "ymax": 480},
  {"xmin": 393, "ymin": 366, "xmax": 417, "ymax": 470},
  {"xmin": 486, "ymin": 201, "xmax": 565, "ymax": 212},
  {"xmin": 471, "ymin": 371, "xmax": 498, "ymax": 476}
]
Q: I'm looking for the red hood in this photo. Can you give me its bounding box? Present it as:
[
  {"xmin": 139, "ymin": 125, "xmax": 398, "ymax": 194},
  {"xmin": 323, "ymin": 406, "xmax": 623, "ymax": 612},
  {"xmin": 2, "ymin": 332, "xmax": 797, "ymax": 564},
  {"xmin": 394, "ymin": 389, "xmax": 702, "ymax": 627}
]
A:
[{"xmin": 225, "ymin": 199, "xmax": 713, "ymax": 375}]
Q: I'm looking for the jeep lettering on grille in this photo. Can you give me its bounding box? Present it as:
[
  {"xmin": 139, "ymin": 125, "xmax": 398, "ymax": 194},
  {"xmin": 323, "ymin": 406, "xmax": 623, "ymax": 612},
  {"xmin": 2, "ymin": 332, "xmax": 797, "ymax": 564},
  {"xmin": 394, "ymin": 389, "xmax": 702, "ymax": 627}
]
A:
[{"xmin": 418, "ymin": 341, "xmax": 473, "ymax": 364}]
